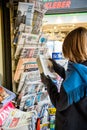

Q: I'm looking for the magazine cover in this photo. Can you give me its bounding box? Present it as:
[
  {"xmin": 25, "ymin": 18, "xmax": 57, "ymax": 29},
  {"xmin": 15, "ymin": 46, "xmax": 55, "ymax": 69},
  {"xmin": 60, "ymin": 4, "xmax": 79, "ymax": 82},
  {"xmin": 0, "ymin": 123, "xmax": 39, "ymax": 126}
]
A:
[
  {"xmin": 23, "ymin": 61, "xmax": 38, "ymax": 72},
  {"xmin": 24, "ymin": 33, "xmax": 39, "ymax": 44},
  {"xmin": 14, "ymin": 33, "xmax": 27, "ymax": 59},
  {"xmin": 2, "ymin": 109, "xmax": 37, "ymax": 130},
  {"xmin": 17, "ymin": 70, "xmax": 41, "ymax": 93},
  {"xmin": 21, "ymin": 45, "xmax": 48, "ymax": 57},
  {"xmin": 27, "ymin": 100, "xmax": 52, "ymax": 117},
  {"xmin": 13, "ymin": 24, "xmax": 32, "ymax": 45},
  {"xmin": 34, "ymin": 0, "xmax": 47, "ymax": 13},
  {"xmin": 28, "ymin": 0, "xmax": 47, "ymax": 13},
  {"xmin": 23, "ymin": 70, "xmax": 41, "ymax": 83},
  {"xmin": 0, "ymin": 86, "xmax": 16, "ymax": 106},
  {"xmin": 17, "ymin": 82, "xmax": 45, "ymax": 108},
  {"xmin": 19, "ymin": 82, "xmax": 45, "ymax": 97},
  {"xmin": 32, "ymin": 10, "xmax": 44, "ymax": 34},
  {"xmin": 20, "ymin": 91, "xmax": 49, "ymax": 110},
  {"xmin": 15, "ymin": 33, "xmax": 39, "ymax": 59},
  {"xmin": 15, "ymin": 2, "xmax": 34, "ymax": 29},
  {"xmin": 0, "ymin": 102, "xmax": 15, "ymax": 126},
  {"xmin": 20, "ymin": 47, "xmax": 39, "ymax": 58},
  {"xmin": 14, "ymin": 58, "xmax": 37, "ymax": 82},
  {"xmin": 27, "ymin": 102, "xmax": 51, "ymax": 129}
]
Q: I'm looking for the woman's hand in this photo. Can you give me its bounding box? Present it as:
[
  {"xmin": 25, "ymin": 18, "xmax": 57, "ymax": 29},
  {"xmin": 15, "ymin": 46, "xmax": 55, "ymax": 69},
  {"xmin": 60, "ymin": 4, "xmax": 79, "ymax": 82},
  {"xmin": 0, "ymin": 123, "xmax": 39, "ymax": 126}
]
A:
[
  {"xmin": 49, "ymin": 58, "xmax": 65, "ymax": 79},
  {"xmin": 40, "ymin": 73, "xmax": 52, "ymax": 86},
  {"xmin": 49, "ymin": 58, "xmax": 58, "ymax": 69}
]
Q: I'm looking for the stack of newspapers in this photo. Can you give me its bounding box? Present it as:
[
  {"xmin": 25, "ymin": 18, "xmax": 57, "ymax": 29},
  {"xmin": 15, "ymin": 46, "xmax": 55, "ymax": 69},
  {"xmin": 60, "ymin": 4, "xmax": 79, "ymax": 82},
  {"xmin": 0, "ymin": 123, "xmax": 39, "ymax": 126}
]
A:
[{"xmin": 11, "ymin": 1, "xmax": 54, "ymax": 130}]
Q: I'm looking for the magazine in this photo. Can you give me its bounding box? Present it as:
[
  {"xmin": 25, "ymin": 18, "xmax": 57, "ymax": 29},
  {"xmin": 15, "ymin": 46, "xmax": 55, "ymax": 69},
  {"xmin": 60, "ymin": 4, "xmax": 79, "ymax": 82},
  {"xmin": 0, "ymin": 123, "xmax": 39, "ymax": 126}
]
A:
[
  {"xmin": 14, "ymin": 58, "xmax": 37, "ymax": 82},
  {"xmin": 14, "ymin": 33, "xmax": 26, "ymax": 59},
  {"xmin": 23, "ymin": 70, "xmax": 41, "ymax": 83},
  {"xmin": 0, "ymin": 102, "xmax": 15, "ymax": 126},
  {"xmin": 24, "ymin": 33, "xmax": 39, "ymax": 44},
  {"xmin": 28, "ymin": 104, "xmax": 50, "ymax": 128},
  {"xmin": 27, "ymin": 100, "xmax": 52, "ymax": 117},
  {"xmin": 19, "ymin": 82, "xmax": 45, "ymax": 97},
  {"xmin": 13, "ymin": 24, "xmax": 32, "ymax": 45},
  {"xmin": 16, "ymin": 23, "xmax": 32, "ymax": 35},
  {"xmin": 2, "ymin": 109, "xmax": 37, "ymax": 130},
  {"xmin": 20, "ymin": 91, "xmax": 49, "ymax": 110},
  {"xmin": 15, "ymin": 33, "xmax": 39, "ymax": 59},
  {"xmin": 15, "ymin": 2, "xmax": 34, "ymax": 28},
  {"xmin": 17, "ymin": 70, "xmax": 41, "ymax": 93},
  {"xmin": 0, "ymin": 86, "xmax": 16, "ymax": 106},
  {"xmin": 28, "ymin": 0, "xmax": 47, "ymax": 13},
  {"xmin": 32, "ymin": 10, "xmax": 44, "ymax": 34},
  {"xmin": 20, "ymin": 47, "xmax": 40, "ymax": 58},
  {"xmin": 36, "ymin": 55, "xmax": 57, "ymax": 79}
]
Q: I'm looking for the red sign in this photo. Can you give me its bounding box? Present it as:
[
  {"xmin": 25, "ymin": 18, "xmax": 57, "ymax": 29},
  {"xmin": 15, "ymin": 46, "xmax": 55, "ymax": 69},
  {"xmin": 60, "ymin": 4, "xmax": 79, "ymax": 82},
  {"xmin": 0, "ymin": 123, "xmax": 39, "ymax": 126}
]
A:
[{"xmin": 44, "ymin": 0, "xmax": 71, "ymax": 9}]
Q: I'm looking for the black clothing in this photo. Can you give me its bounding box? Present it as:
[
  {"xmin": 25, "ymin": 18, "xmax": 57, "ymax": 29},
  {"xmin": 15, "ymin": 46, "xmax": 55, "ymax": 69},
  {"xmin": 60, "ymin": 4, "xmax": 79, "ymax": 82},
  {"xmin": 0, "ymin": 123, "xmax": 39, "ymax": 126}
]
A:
[{"xmin": 46, "ymin": 61, "xmax": 87, "ymax": 130}]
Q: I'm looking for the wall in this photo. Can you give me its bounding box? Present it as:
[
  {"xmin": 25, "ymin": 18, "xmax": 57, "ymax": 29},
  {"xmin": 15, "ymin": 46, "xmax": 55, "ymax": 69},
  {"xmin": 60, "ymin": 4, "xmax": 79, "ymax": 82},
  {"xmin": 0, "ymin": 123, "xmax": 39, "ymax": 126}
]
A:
[{"xmin": 43, "ymin": 12, "xmax": 87, "ymax": 24}]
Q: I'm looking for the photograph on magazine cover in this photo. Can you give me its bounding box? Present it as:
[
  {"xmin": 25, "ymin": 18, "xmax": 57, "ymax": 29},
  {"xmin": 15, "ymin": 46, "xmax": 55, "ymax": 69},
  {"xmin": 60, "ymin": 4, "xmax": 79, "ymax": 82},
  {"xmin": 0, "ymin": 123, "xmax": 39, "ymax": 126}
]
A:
[{"xmin": 15, "ymin": 2, "xmax": 34, "ymax": 28}]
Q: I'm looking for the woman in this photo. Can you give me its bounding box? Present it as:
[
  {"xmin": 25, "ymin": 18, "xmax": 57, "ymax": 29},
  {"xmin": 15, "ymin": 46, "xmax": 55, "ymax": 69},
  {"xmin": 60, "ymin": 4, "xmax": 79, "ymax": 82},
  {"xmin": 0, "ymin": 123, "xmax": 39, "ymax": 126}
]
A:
[{"xmin": 41, "ymin": 27, "xmax": 87, "ymax": 130}]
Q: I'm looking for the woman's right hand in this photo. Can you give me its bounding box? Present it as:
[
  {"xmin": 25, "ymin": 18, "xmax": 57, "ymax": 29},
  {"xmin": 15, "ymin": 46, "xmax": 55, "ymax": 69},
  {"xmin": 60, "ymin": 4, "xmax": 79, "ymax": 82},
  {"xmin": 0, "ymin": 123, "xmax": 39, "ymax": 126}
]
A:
[
  {"xmin": 40, "ymin": 73, "xmax": 52, "ymax": 86},
  {"xmin": 49, "ymin": 58, "xmax": 65, "ymax": 79}
]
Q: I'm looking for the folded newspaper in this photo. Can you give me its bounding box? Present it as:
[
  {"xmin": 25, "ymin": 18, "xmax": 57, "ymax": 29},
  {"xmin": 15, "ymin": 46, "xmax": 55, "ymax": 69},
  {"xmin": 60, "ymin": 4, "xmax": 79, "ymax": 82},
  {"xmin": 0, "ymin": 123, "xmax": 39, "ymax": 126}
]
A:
[
  {"xmin": 2, "ymin": 109, "xmax": 37, "ymax": 130},
  {"xmin": 36, "ymin": 55, "xmax": 57, "ymax": 79}
]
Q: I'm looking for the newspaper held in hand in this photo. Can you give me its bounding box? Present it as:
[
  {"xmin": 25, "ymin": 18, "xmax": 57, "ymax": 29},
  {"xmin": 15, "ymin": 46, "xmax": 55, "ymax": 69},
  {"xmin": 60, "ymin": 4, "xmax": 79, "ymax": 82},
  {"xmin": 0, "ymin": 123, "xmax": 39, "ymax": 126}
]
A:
[{"xmin": 36, "ymin": 55, "xmax": 57, "ymax": 79}]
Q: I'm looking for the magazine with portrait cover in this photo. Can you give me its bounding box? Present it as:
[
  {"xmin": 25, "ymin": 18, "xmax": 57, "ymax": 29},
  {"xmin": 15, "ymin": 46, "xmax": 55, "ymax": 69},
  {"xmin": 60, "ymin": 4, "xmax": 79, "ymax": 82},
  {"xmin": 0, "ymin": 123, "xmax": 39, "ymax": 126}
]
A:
[
  {"xmin": 2, "ymin": 109, "xmax": 37, "ymax": 130},
  {"xmin": 13, "ymin": 1, "xmax": 34, "ymax": 49},
  {"xmin": 15, "ymin": 2, "xmax": 34, "ymax": 29},
  {"xmin": 0, "ymin": 86, "xmax": 16, "ymax": 106},
  {"xmin": 29, "ymin": 0, "xmax": 47, "ymax": 34}
]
